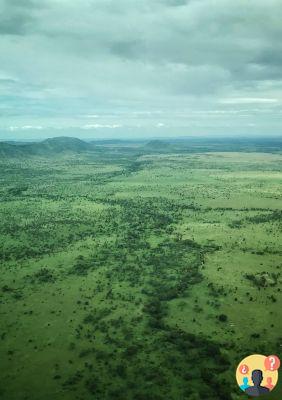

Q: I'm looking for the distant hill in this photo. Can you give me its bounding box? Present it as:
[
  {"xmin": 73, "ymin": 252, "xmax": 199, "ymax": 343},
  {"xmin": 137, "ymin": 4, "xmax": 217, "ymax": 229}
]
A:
[
  {"xmin": 0, "ymin": 137, "xmax": 94, "ymax": 158},
  {"xmin": 0, "ymin": 142, "xmax": 26, "ymax": 158},
  {"xmin": 2, "ymin": 136, "xmax": 281, "ymax": 159},
  {"xmin": 34, "ymin": 137, "xmax": 91, "ymax": 154},
  {"xmin": 143, "ymin": 140, "xmax": 177, "ymax": 152}
]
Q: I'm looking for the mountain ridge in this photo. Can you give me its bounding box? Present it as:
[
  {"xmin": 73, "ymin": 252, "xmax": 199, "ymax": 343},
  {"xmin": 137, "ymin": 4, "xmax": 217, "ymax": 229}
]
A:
[{"xmin": 0, "ymin": 136, "xmax": 94, "ymax": 158}]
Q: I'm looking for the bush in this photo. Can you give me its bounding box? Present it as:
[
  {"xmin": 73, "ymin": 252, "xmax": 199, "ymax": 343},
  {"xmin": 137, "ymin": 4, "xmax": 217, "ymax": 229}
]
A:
[{"xmin": 218, "ymin": 314, "xmax": 228, "ymax": 322}]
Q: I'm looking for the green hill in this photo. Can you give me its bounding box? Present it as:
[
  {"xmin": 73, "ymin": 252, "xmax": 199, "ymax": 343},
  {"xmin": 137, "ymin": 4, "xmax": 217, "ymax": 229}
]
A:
[
  {"xmin": 40, "ymin": 137, "xmax": 91, "ymax": 153},
  {"xmin": 143, "ymin": 139, "xmax": 177, "ymax": 152},
  {"xmin": 0, "ymin": 142, "xmax": 26, "ymax": 158},
  {"xmin": 0, "ymin": 137, "xmax": 94, "ymax": 158}
]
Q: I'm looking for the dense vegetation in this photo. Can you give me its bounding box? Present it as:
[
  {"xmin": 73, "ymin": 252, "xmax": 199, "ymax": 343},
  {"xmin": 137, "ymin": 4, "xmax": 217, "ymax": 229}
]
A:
[{"xmin": 0, "ymin": 137, "xmax": 281, "ymax": 399}]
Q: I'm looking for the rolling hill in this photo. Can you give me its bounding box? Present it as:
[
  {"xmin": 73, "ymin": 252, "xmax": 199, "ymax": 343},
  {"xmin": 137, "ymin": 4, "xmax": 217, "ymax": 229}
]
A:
[
  {"xmin": 143, "ymin": 139, "xmax": 179, "ymax": 152},
  {"xmin": 0, "ymin": 137, "xmax": 94, "ymax": 158},
  {"xmin": 0, "ymin": 142, "xmax": 26, "ymax": 158}
]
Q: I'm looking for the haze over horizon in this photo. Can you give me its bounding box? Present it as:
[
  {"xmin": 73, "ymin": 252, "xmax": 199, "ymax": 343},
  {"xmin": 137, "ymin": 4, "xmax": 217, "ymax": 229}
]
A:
[{"xmin": 1, "ymin": 0, "xmax": 282, "ymax": 140}]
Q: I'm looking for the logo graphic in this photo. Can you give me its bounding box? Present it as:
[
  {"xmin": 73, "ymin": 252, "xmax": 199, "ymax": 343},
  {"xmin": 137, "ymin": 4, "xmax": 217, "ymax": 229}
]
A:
[{"xmin": 236, "ymin": 354, "xmax": 280, "ymax": 397}]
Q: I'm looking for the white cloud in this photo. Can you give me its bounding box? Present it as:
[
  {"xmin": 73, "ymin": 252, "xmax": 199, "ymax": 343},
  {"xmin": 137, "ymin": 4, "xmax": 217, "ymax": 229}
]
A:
[
  {"xmin": 9, "ymin": 125, "xmax": 43, "ymax": 131},
  {"xmin": 220, "ymin": 98, "xmax": 279, "ymax": 104},
  {"xmin": 82, "ymin": 124, "xmax": 122, "ymax": 129}
]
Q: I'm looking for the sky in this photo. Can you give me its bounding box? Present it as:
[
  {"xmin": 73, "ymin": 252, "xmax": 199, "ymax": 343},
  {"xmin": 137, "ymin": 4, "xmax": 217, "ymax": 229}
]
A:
[{"xmin": 0, "ymin": 0, "xmax": 282, "ymax": 139}]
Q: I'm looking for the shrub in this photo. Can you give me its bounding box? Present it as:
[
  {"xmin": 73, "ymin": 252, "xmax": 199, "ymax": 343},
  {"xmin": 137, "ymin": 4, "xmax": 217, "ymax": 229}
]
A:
[{"xmin": 218, "ymin": 314, "xmax": 228, "ymax": 322}]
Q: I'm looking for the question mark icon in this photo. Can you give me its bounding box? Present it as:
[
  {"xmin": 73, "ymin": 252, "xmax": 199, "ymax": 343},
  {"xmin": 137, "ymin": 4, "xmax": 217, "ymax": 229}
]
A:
[
  {"xmin": 265, "ymin": 355, "xmax": 280, "ymax": 371},
  {"xmin": 270, "ymin": 357, "xmax": 275, "ymax": 371},
  {"xmin": 239, "ymin": 364, "xmax": 249, "ymax": 374}
]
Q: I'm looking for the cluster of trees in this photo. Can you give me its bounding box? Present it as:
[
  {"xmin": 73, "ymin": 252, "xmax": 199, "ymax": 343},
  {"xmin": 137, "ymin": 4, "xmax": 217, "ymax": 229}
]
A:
[{"xmin": 57, "ymin": 196, "xmax": 233, "ymax": 399}]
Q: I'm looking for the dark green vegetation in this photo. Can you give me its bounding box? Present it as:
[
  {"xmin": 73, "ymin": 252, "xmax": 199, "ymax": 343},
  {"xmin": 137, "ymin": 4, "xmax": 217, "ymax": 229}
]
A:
[{"xmin": 0, "ymin": 137, "xmax": 282, "ymax": 399}]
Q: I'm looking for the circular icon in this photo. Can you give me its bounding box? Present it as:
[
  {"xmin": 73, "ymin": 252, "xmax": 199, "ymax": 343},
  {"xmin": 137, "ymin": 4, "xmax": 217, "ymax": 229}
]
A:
[
  {"xmin": 239, "ymin": 364, "xmax": 249, "ymax": 375},
  {"xmin": 264, "ymin": 355, "xmax": 280, "ymax": 371},
  {"xmin": 236, "ymin": 354, "xmax": 279, "ymax": 396}
]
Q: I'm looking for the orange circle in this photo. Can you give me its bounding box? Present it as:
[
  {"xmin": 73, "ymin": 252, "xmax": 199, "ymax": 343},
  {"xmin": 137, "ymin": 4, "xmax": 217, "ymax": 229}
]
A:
[
  {"xmin": 265, "ymin": 355, "xmax": 281, "ymax": 371},
  {"xmin": 239, "ymin": 364, "xmax": 249, "ymax": 375}
]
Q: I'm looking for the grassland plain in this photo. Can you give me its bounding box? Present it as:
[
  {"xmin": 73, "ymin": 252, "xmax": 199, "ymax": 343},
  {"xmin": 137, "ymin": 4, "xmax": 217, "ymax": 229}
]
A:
[{"xmin": 0, "ymin": 143, "xmax": 282, "ymax": 400}]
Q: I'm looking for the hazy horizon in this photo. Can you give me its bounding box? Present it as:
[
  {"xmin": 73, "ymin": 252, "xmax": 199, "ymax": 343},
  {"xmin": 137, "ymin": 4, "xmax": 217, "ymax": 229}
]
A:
[
  {"xmin": 2, "ymin": 132, "xmax": 282, "ymax": 143},
  {"xmin": 1, "ymin": 0, "xmax": 282, "ymax": 140}
]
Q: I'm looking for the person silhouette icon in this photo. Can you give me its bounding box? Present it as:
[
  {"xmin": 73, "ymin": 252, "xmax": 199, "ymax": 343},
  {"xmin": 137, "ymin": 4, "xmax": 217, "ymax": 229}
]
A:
[
  {"xmin": 245, "ymin": 369, "xmax": 270, "ymax": 397},
  {"xmin": 265, "ymin": 377, "xmax": 274, "ymax": 391},
  {"xmin": 240, "ymin": 377, "xmax": 250, "ymax": 391}
]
